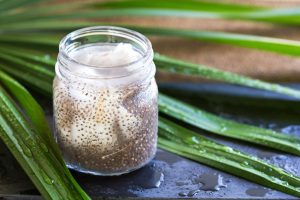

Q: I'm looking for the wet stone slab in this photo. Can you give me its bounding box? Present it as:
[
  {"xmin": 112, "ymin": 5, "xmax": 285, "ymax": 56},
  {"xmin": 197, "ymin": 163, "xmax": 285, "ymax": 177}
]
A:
[
  {"xmin": 1, "ymin": 83, "xmax": 300, "ymax": 199},
  {"xmin": 1, "ymin": 147, "xmax": 299, "ymax": 199}
]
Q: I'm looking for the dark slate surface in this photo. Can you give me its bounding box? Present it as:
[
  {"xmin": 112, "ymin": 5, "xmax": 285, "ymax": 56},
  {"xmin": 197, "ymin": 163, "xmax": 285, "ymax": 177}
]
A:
[{"xmin": 1, "ymin": 83, "xmax": 300, "ymax": 199}]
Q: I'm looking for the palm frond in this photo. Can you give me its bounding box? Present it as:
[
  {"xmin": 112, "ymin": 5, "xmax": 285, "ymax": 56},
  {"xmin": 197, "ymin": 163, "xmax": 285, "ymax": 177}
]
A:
[
  {"xmin": 1, "ymin": 0, "xmax": 300, "ymax": 198},
  {"xmin": 159, "ymin": 118, "xmax": 300, "ymax": 198},
  {"xmin": 0, "ymin": 71, "xmax": 90, "ymax": 200},
  {"xmin": 92, "ymin": 0, "xmax": 300, "ymax": 26},
  {"xmin": 2, "ymin": 25, "xmax": 300, "ymax": 58},
  {"xmin": 155, "ymin": 54, "xmax": 300, "ymax": 98},
  {"xmin": 159, "ymin": 94, "xmax": 300, "ymax": 155}
]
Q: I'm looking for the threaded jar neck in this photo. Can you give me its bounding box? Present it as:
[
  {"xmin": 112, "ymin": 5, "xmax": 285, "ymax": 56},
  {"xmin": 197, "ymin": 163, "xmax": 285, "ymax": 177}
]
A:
[{"xmin": 57, "ymin": 26, "xmax": 154, "ymax": 79}]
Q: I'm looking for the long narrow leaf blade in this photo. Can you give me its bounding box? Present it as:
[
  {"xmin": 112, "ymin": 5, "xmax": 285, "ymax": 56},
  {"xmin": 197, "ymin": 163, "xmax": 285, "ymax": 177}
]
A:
[
  {"xmin": 158, "ymin": 117, "xmax": 300, "ymax": 197},
  {"xmin": 92, "ymin": 0, "xmax": 300, "ymax": 26},
  {"xmin": 155, "ymin": 54, "xmax": 300, "ymax": 99},
  {"xmin": 0, "ymin": 63, "xmax": 53, "ymax": 96},
  {"xmin": 0, "ymin": 84, "xmax": 89, "ymax": 199},
  {"xmin": 0, "ymin": 45, "xmax": 56, "ymax": 66},
  {"xmin": 94, "ymin": 0, "xmax": 261, "ymax": 13},
  {"xmin": 2, "ymin": 25, "xmax": 300, "ymax": 58},
  {"xmin": 0, "ymin": 70, "xmax": 51, "ymax": 140},
  {"xmin": 0, "ymin": 51, "xmax": 54, "ymax": 78},
  {"xmin": 0, "ymin": 34, "xmax": 60, "ymax": 46},
  {"xmin": 133, "ymin": 27, "xmax": 300, "ymax": 57},
  {"xmin": 0, "ymin": 0, "xmax": 48, "ymax": 14},
  {"xmin": 0, "ymin": 0, "xmax": 262, "ymax": 23},
  {"xmin": 159, "ymin": 94, "xmax": 300, "ymax": 155}
]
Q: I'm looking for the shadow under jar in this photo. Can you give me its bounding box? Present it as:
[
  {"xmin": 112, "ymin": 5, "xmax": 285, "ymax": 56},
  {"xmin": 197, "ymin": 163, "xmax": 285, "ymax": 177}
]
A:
[{"xmin": 53, "ymin": 26, "xmax": 158, "ymax": 176}]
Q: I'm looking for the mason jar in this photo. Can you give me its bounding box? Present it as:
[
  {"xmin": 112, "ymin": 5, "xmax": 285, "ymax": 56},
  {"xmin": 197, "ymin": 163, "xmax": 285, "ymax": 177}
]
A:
[{"xmin": 53, "ymin": 26, "xmax": 158, "ymax": 176}]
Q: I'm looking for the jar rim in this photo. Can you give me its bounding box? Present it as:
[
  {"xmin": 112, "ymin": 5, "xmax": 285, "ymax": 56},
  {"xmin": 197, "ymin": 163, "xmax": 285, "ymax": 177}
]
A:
[{"xmin": 58, "ymin": 26, "xmax": 153, "ymax": 70}]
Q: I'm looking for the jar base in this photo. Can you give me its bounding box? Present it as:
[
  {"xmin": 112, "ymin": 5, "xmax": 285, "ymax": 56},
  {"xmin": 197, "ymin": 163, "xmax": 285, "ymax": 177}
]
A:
[{"xmin": 66, "ymin": 152, "xmax": 156, "ymax": 176}]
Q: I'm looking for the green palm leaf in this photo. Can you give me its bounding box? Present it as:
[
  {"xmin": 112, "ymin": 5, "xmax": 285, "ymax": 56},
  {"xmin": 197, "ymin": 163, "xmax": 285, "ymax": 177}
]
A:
[
  {"xmin": 159, "ymin": 94, "xmax": 300, "ymax": 155},
  {"xmin": 2, "ymin": 25, "xmax": 300, "ymax": 58},
  {"xmin": 0, "ymin": 71, "xmax": 90, "ymax": 200},
  {"xmin": 159, "ymin": 118, "xmax": 300, "ymax": 197},
  {"xmin": 92, "ymin": 0, "xmax": 300, "ymax": 26},
  {"xmin": 95, "ymin": 0, "xmax": 261, "ymax": 13},
  {"xmin": 0, "ymin": 71, "xmax": 51, "ymax": 139},
  {"xmin": 155, "ymin": 54, "xmax": 300, "ymax": 98},
  {"xmin": 1, "ymin": 0, "xmax": 300, "ymax": 199}
]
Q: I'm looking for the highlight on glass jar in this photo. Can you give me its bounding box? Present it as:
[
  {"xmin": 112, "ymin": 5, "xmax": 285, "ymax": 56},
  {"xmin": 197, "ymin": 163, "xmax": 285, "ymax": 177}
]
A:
[{"xmin": 53, "ymin": 26, "xmax": 158, "ymax": 176}]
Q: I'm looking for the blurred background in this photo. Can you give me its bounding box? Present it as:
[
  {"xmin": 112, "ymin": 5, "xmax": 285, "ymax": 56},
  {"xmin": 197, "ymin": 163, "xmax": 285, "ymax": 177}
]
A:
[{"xmin": 52, "ymin": 0, "xmax": 300, "ymax": 83}]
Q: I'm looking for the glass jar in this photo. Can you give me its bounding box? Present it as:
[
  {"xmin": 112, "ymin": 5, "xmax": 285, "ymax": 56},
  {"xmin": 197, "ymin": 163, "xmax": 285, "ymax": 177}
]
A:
[{"xmin": 53, "ymin": 26, "xmax": 158, "ymax": 176}]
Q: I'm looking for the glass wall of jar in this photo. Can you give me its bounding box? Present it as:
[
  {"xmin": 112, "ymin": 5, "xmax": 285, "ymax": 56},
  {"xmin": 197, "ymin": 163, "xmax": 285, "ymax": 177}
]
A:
[{"xmin": 53, "ymin": 26, "xmax": 158, "ymax": 176}]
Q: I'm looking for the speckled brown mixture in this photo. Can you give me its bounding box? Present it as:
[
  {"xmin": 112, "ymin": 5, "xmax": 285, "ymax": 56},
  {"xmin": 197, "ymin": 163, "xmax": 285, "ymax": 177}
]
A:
[{"xmin": 53, "ymin": 77, "xmax": 158, "ymax": 175}]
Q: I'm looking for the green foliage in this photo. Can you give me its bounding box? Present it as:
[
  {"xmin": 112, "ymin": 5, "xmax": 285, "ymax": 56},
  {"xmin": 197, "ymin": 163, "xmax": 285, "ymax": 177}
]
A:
[
  {"xmin": 159, "ymin": 94, "xmax": 300, "ymax": 155},
  {"xmin": 159, "ymin": 118, "xmax": 300, "ymax": 197},
  {"xmin": 1, "ymin": 0, "xmax": 300, "ymax": 198},
  {"xmin": 0, "ymin": 71, "xmax": 90, "ymax": 200}
]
